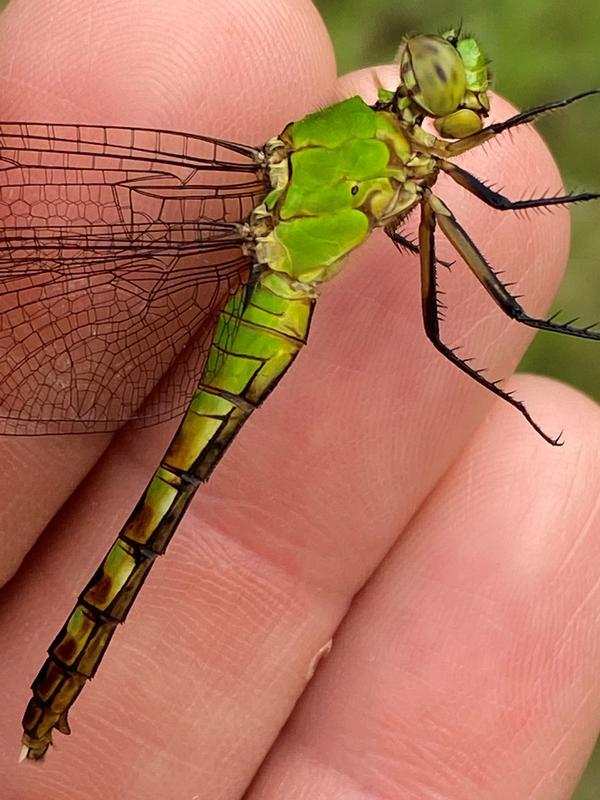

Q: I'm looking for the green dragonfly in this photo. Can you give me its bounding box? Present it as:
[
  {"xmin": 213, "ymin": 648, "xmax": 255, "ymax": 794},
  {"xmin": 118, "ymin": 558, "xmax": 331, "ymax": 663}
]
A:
[{"xmin": 13, "ymin": 29, "xmax": 599, "ymax": 760}]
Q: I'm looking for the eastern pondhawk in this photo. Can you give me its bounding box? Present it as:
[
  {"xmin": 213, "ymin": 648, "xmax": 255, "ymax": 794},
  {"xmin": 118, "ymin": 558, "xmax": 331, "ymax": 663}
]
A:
[{"xmin": 12, "ymin": 29, "xmax": 599, "ymax": 760}]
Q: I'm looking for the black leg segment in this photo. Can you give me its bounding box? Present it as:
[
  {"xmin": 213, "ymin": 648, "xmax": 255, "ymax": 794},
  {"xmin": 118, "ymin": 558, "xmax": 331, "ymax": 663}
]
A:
[
  {"xmin": 427, "ymin": 192, "xmax": 600, "ymax": 342},
  {"xmin": 385, "ymin": 225, "xmax": 454, "ymax": 269},
  {"xmin": 439, "ymin": 160, "xmax": 600, "ymax": 212},
  {"xmin": 418, "ymin": 193, "xmax": 563, "ymax": 445}
]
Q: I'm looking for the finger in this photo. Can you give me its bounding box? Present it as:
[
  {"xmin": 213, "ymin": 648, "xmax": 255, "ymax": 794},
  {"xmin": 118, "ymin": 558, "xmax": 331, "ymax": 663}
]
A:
[
  {"xmin": 0, "ymin": 0, "xmax": 336, "ymax": 582},
  {"xmin": 0, "ymin": 0, "xmax": 335, "ymax": 790},
  {"xmin": 247, "ymin": 377, "xmax": 600, "ymax": 800}
]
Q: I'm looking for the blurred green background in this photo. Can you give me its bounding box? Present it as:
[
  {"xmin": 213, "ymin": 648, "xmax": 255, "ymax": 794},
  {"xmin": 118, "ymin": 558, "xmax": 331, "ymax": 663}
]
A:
[
  {"xmin": 0, "ymin": 0, "xmax": 596, "ymax": 795},
  {"xmin": 315, "ymin": 3, "xmax": 599, "ymax": 797}
]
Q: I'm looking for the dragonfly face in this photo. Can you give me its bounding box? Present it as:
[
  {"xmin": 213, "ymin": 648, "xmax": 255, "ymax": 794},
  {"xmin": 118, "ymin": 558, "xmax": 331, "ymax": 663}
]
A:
[{"xmin": 396, "ymin": 31, "xmax": 491, "ymax": 139}]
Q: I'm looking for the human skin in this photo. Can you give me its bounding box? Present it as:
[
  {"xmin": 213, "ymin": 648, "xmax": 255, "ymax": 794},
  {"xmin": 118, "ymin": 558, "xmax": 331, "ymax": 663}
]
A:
[{"xmin": 0, "ymin": 1, "xmax": 600, "ymax": 798}]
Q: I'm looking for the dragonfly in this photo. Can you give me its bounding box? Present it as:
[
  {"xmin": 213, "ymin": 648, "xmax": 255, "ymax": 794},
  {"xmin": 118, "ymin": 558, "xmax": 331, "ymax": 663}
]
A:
[{"xmin": 13, "ymin": 29, "xmax": 600, "ymax": 760}]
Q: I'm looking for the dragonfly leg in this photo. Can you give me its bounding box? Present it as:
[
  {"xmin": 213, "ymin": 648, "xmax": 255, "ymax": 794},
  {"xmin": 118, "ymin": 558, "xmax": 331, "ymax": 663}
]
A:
[
  {"xmin": 439, "ymin": 159, "xmax": 600, "ymax": 211},
  {"xmin": 385, "ymin": 225, "xmax": 454, "ymax": 269},
  {"xmin": 418, "ymin": 194, "xmax": 562, "ymax": 445},
  {"xmin": 426, "ymin": 190, "xmax": 600, "ymax": 342},
  {"xmin": 242, "ymin": 262, "xmax": 263, "ymax": 311},
  {"xmin": 437, "ymin": 89, "xmax": 600, "ymax": 157}
]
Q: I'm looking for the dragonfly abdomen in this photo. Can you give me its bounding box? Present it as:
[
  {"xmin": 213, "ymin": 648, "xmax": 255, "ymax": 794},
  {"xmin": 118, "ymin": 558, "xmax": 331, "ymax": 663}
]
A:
[{"xmin": 21, "ymin": 270, "xmax": 315, "ymax": 759}]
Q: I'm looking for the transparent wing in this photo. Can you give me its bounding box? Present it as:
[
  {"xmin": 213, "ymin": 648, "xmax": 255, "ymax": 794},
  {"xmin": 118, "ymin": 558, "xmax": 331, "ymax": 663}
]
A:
[{"xmin": 0, "ymin": 122, "xmax": 266, "ymax": 434}]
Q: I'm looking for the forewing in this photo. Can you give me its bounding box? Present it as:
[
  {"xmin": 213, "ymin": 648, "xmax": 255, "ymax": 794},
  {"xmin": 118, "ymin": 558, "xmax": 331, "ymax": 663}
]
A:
[{"xmin": 0, "ymin": 122, "xmax": 266, "ymax": 434}]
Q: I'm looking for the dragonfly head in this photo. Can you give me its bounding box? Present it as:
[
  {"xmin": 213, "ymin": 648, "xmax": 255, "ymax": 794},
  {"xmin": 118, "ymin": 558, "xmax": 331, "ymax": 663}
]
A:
[{"xmin": 396, "ymin": 29, "xmax": 490, "ymax": 139}]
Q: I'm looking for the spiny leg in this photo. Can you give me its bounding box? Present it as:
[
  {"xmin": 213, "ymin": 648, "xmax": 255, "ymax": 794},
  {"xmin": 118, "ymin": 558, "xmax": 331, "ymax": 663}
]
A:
[
  {"xmin": 437, "ymin": 89, "xmax": 600, "ymax": 157},
  {"xmin": 418, "ymin": 193, "xmax": 562, "ymax": 446},
  {"xmin": 439, "ymin": 159, "xmax": 600, "ymax": 212},
  {"xmin": 427, "ymin": 191, "xmax": 600, "ymax": 341},
  {"xmin": 385, "ymin": 225, "xmax": 454, "ymax": 269}
]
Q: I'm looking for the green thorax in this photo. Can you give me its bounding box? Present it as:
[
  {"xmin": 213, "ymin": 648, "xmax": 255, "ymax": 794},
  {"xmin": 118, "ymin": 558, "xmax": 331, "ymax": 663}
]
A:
[{"xmin": 254, "ymin": 96, "xmax": 435, "ymax": 285}]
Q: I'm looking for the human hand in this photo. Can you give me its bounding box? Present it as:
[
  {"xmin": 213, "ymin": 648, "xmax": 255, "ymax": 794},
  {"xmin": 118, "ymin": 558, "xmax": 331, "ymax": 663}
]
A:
[{"xmin": 1, "ymin": 2, "xmax": 599, "ymax": 798}]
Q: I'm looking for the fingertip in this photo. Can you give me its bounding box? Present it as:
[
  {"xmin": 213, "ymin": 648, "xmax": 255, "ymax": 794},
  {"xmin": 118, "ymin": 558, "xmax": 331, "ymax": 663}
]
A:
[
  {"xmin": 0, "ymin": 0, "xmax": 337, "ymax": 138},
  {"xmin": 478, "ymin": 373, "xmax": 600, "ymax": 468}
]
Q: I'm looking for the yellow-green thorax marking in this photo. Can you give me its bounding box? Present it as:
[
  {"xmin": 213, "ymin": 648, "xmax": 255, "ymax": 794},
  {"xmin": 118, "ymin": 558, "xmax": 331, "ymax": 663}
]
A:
[
  {"xmin": 257, "ymin": 96, "xmax": 434, "ymax": 284},
  {"xmin": 254, "ymin": 30, "xmax": 490, "ymax": 284}
]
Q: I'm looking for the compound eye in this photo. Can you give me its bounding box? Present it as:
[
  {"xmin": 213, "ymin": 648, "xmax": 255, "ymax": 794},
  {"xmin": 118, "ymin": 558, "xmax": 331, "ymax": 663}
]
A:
[{"xmin": 400, "ymin": 35, "xmax": 466, "ymax": 117}]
